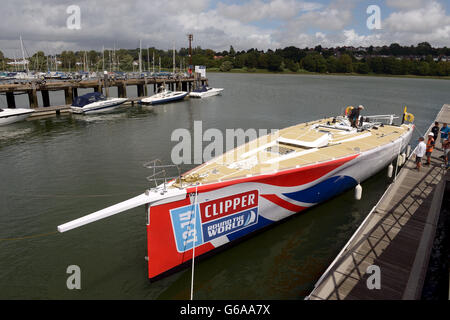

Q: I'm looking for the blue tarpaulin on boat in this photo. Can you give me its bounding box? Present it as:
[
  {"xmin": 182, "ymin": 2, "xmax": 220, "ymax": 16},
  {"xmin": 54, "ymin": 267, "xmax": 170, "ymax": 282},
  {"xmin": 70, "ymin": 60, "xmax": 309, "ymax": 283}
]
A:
[
  {"xmin": 192, "ymin": 85, "xmax": 208, "ymax": 93},
  {"xmin": 72, "ymin": 92, "xmax": 105, "ymax": 107}
]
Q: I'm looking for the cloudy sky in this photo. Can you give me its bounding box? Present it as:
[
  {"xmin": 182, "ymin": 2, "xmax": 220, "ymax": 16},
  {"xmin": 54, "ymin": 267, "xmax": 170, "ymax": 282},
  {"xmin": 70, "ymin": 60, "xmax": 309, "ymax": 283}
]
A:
[{"xmin": 0, "ymin": 0, "xmax": 449, "ymax": 57}]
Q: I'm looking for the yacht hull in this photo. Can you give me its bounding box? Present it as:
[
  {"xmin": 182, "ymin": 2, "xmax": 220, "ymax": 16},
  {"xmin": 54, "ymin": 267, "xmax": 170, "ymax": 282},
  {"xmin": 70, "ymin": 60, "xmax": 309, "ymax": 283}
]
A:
[
  {"xmin": 146, "ymin": 127, "xmax": 413, "ymax": 279},
  {"xmin": 71, "ymin": 98, "xmax": 128, "ymax": 115},
  {"xmin": 141, "ymin": 92, "xmax": 188, "ymax": 105},
  {"xmin": 0, "ymin": 109, "xmax": 34, "ymax": 125}
]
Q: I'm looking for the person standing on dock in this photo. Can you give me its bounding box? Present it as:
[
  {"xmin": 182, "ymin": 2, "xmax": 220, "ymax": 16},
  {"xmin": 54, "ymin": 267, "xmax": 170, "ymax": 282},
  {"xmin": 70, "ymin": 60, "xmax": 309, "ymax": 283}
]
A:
[
  {"xmin": 443, "ymin": 138, "xmax": 449, "ymax": 169},
  {"xmin": 425, "ymin": 132, "xmax": 435, "ymax": 166},
  {"xmin": 414, "ymin": 137, "xmax": 426, "ymax": 171},
  {"xmin": 440, "ymin": 123, "xmax": 449, "ymax": 149},
  {"xmin": 431, "ymin": 122, "xmax": 440, "ymax": 141}
]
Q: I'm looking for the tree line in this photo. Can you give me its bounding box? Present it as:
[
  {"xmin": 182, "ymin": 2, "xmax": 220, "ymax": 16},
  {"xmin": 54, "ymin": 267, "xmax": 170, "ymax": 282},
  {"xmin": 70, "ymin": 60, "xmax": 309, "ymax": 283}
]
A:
[{"xmin": 1, "ymin": 42, "xmax": 450, "ymax": 77}]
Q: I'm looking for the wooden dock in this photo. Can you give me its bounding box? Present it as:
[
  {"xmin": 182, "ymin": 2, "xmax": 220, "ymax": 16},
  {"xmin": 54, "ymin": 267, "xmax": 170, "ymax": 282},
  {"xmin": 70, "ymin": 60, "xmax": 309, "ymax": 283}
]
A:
[
  {"xmin": 308, "ymin": 104, "xmax": 450, "ymax": 300},
  {"xmin": 0, "ymin": 76, "xmax": 207, "ymax": 111}
]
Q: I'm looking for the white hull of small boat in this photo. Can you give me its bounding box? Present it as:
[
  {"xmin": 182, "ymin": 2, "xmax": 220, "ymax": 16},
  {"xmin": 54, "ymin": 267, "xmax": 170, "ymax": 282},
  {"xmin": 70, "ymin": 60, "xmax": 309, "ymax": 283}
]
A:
[
  {"xmin": 140, "ymin": 91, "xmax": 188, "ymax": 105},
  {"xmin": 0, "ymin": 108, "xmax": 34, "ymax": 125},
  {"xmin": 71, "ymin": 98, "xmax": 128, "ymax": 115},
  {"xmin": 189, "ymin": 87, "xmax": 224, "ymax": 98}
]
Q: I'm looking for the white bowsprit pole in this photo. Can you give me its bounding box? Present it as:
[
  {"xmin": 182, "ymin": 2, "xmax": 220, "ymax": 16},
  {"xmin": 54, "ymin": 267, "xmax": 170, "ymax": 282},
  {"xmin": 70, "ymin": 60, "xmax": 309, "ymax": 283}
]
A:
[{"xmin": 57, "ymin": 188, "xmax": 186, "ymax": 233}]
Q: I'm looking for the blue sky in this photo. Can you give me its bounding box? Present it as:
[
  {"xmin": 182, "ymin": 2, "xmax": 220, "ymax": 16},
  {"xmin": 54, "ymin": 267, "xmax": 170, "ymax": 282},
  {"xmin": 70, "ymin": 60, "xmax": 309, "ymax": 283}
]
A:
[{"xmin": 0, "ymin": 0, "xmax": 449, "ymax": 56}]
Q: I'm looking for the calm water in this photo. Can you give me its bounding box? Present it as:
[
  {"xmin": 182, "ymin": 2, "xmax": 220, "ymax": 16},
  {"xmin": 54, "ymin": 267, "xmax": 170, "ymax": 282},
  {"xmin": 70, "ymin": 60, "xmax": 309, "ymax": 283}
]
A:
[{"xmin": 0, "ymin": 73, "xmax": 448, "ymax": 299}]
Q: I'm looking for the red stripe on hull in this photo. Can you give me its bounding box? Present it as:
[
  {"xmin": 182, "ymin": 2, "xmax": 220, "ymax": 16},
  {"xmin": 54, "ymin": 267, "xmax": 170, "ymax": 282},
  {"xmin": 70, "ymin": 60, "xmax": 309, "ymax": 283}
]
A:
[
  {"xmin": 186, "ymin": 154, "xmax": 359, "ymax": 194},
  {"xmin": 261, "ymin": 194, "xmax": 306, "ymax": 212}
]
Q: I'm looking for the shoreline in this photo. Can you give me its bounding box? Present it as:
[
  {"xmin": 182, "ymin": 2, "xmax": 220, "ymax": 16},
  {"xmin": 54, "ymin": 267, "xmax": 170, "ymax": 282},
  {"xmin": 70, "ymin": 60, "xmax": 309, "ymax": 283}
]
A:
[{"xmin": 207, "ymin": 68, "xmax": 450, "ymax": 80}]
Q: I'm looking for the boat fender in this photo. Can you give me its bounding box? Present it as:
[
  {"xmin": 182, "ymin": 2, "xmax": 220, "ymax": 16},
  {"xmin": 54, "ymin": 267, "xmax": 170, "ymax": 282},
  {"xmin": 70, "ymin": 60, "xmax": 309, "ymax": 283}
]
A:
[
  {"xmin": 355, "ymin": 184, "xmax": 362, "ymax": 200},
  {"xmin": 401, "ymin": 152, "xmax": 406, "ymax": 165},
  {"xmin": 387, "ymin": 164, "xmax": 393, "ymax": 178},
  {"xmin": 397, "ymin": 154, "xmax": 403, "ymax": 167},
  {"xmin": 406, "ymin": 145, "xmax": 411, "ymax": 158}
]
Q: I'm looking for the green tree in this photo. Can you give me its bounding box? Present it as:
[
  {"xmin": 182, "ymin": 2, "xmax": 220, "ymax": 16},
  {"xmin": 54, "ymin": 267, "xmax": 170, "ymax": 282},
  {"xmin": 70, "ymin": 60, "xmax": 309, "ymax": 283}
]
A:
[
  {"xmin": 257, "ymin": 54, "xmax": 268, "ymax": 69},
  {"xmin": 326, "ymin": 56, "xmax": 338, "ymax": 73},
  {"xmin": 336, "ymin": 54, "xmax": 353, "ymax": 73},
  {"xmin": 229, "ymin": 46, "xmax": 236, "ymax": 57},
  {"xmin": 417, "ymin": 61, "xmax": 430, "ymax": 76},
  {"xmin": 267, "ymin": 53, "xmax": 282, "ymax": 71},
  {"xmin": 284, "ymin": 59, "xmax": 298, "ymax": 72},
  {"xmin": 302, "ymin": 53, "xmax": 326, "ymax": 73},
  {"xmin": 219, "ymin": 61, "xmax": 233, "ymax": 72},
  {"xmin": 356, "ymin": 62, "xmax": 370, "ymax": 74}
]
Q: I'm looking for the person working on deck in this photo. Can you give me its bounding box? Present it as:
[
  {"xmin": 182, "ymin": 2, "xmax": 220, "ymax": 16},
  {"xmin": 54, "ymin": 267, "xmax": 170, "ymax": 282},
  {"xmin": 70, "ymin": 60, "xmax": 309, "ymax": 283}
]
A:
[
  {"xmin": 414, "ymin": 137, "xmax": 426, "ymax": 171},
  {"xmin": 348, "ymin": 105, "xmax": 364, "ymax": 128},
  {"xmin": 425, "ymin": 132, "xmax": 435, "ymax": 166}
]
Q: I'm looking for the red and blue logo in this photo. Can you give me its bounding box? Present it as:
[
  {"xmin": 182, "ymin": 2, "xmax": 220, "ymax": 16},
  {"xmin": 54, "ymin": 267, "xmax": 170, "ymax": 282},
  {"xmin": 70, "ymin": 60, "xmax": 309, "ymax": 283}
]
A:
[{"xmin": 170, "ymin": 190, "xmax": 259, "ymax": 252}]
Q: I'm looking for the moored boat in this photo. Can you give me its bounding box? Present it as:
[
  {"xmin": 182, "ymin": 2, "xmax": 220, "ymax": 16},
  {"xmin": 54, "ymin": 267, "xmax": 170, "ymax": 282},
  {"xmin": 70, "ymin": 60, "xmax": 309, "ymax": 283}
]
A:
[
  {"xmin": 0, "ymin": 108, "xmax": 34, "ymax": 125},
  {"xmin": 140, "ymin": 85, "xmax": 188, "ymax": 105},
  {"xmin": 58, "ymin": 111, "xmax": 414, "ymax": 280},
  {"xmin": 70, "ymin": 92, "xmax": 128, "ymax": 115},
  {"xmin": 189, "ymin": 85, "xmax": 224, "ymax": 98}
]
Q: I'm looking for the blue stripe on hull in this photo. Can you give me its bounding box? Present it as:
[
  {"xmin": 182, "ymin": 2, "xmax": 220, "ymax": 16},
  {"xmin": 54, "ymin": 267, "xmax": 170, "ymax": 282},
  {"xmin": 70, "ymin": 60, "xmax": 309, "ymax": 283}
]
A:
[
  {"xmin": 283, "ymin": 175, "xmax": 357, "ymax": 204},
  {"xmin": 226, "ymin": 215, "xmax": 273, "ymax": 242},
  {"xmin": 225, "ymin": 175, "xmax": 357, "ymax": 242}
]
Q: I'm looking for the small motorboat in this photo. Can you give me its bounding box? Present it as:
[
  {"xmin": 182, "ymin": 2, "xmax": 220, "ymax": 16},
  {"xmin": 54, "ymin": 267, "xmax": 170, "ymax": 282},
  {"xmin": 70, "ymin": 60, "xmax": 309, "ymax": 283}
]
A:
[
  {"xmin": 140, "ymin": 86, "xmax": 188, "ymax": 105},
  {"xmin": 71, "ymin": 92, "xmax": 128, "ymax": 115},
  {"xmin": 189, "ymin": 85, "xmax": 224, "ymax": 98},
  {"xmin": 0, "ymin": 108, "xmax": 34, "ymax": 125}
]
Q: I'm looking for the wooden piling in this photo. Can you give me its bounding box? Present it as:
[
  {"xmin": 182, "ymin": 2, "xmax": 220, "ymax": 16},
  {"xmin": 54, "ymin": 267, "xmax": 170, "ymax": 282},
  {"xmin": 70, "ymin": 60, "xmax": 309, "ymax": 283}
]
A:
[
  {"xmin": 41, "ymin": 90, "xmax": 50, "ymax": 107},
  {"xmin": 64, "ymin": 87, "xmax": 73, "ymax": 105},
  {"xmin": 6, "ymin": 92, "xmax": 16, "ymax": 108},
  {"xmin": 144, "ymin": 78, "xmax": 148, "ymax": 96},
  {"xmin": 28, "ymin": 85, "xmax": 38, "ymax": 109},
  {"xmin": 137, "ymin": 84, "xmax": 144, "ymax": 97}
]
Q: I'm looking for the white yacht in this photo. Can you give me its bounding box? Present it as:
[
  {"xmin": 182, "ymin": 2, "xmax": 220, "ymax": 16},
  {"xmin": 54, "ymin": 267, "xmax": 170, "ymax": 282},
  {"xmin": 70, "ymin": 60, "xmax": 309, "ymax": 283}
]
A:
[
  {"xmin": 140, "ymin": 86, "xmax": 188, "ymax": 105},
  {"xmin": 0, "ymin": 108, "xmax": 34, "ymax": 125},
  {"xmin": 70, "ymin": 92, "xmax": 128, "ymax": 115},
  {"xmin": 189, "ymin": 85, "xmax": 224, "ymax": 98}
]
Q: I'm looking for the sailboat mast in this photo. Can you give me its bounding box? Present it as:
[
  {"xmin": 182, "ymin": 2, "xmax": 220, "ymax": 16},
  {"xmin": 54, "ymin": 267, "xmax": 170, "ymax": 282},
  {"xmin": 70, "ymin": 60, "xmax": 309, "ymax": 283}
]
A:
[
  {"xmin": 139, "ymin": 39, "xmax": 142, "ymax": 74},
  {"xmin": 20, "ymin": 35, "xmax": 29, "ymax": 73},
  {"xmin": 173, "ymin": 42, "xmax": 175, "ymax": 74},
  {"xmin": 147, "ymin": 47, "xmax": 150, "ymax": 72},
  {"xmin": 152, "ymin": 51, "xmax": 155, "ymax": 73}
]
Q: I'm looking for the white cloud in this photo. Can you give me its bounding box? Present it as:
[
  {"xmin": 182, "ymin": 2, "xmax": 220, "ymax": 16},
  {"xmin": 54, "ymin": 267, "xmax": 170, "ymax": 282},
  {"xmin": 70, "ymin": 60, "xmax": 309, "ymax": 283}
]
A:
[
  {"xmin": 385, "ymin": 0, "xmax": 429, "ymax": 10},
  {"xmin": 217, "ymin": 0, "xmax": 322, "ymax": 22},
  {"xmin": 0, "ymin": 0, "xmax": 449, "ymax": 58},
  {"xmin": 384, "ymin": 1, "xmax": 450, "ymax": 33}
]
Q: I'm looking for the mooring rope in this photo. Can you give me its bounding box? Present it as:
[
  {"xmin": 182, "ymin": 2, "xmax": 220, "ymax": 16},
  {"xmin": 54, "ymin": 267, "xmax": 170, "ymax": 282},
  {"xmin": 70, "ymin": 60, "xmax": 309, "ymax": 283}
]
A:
[
  {"xmin": 4, "ymin": 192, "xmax": 138, "ymax": 199},
  {"xmin": 190, "ymin": 183, "xmax": 199, "ymax": 301},
  {"xmin": 0, "ymin": 231, "xmax": 58, "ymax": 242}
]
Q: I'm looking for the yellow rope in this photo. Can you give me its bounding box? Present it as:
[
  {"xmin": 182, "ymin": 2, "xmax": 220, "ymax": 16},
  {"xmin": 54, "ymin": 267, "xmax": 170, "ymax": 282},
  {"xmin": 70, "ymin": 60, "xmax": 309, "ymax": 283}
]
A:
[{"xmin": 0, "ymin": 231, "xmax": 58, "ymax": 242}]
